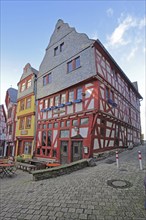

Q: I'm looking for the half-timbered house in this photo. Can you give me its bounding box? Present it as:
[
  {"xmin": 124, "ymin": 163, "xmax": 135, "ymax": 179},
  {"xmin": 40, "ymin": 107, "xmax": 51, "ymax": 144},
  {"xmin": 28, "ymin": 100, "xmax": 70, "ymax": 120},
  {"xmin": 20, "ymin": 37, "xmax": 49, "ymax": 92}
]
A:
[
  {"xmin": 15, "ymin": 63, "xmax": 38, "ymax": 158},
  {"xmin": 35, "ymin": 19, "xmax": 142, "ymax": 164},
  {"xmin": 5, "ymin": 87, "xmax": 18, "ymax": 157},
  {"xmin": 0, "ymin": 105, "xmax": 7, "ymax": 157}
]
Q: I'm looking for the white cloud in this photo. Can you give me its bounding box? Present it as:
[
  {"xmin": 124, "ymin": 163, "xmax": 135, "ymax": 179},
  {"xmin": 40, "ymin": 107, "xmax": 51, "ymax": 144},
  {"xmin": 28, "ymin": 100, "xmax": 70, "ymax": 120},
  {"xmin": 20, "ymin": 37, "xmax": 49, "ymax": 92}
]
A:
[
  {"xmin": 127, "ymin": 47, "xmax": 138, "ymax": 61},
  {"xmin": 107, "ymin": 15, "xmax": 137, "ymax": 47},
  {"xmin": 106, "ymin": 8, "xmax": 113, "ymax": 17},
  {"xmin": 139, "ymin": 17, "xmax": 146, "ymax": 29}
]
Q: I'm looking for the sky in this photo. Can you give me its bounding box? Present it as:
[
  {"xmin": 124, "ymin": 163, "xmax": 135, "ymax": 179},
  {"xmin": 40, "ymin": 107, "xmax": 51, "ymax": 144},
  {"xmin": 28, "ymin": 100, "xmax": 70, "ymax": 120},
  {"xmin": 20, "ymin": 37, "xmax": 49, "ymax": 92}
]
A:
[{"xmin": 1, "ymin": 0, "xmax": 146, "ymax": 137}]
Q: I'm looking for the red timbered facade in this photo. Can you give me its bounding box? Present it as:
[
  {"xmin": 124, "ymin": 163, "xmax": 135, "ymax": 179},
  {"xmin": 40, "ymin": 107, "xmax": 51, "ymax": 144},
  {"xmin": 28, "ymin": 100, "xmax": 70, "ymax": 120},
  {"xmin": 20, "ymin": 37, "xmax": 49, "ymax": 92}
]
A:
[
  {"xmin": 5, "ymin": 88, "xmax": 18, "ymax": 157},
  {"xmin": 35, "ymin": 20, "xmax": 142, "ymax": 164}
]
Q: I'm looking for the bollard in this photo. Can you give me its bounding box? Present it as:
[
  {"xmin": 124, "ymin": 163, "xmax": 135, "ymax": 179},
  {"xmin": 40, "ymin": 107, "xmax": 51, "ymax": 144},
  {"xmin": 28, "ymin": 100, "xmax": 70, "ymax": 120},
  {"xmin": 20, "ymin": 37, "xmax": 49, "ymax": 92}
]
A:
[
  {"xmin": 116, "ymin": 151, "xmax": 119, "ymax": 169},
  {"xmin": 138, "ymin": 151, "xmax": 143, "ymax": 170}
]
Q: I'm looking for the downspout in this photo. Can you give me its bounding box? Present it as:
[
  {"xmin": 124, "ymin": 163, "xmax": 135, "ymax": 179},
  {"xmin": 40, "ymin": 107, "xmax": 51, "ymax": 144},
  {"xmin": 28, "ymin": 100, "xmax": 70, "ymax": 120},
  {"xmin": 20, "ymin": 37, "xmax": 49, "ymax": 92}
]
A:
[{"xmin": 33, "ymin": 73, "xmax": 38, "ymax": 157}]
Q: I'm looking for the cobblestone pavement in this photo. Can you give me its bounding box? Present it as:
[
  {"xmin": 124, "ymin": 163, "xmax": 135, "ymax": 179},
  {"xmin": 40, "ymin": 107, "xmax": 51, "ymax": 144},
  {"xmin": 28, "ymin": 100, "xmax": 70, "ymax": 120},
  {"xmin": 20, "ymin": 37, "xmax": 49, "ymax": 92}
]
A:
[{"xmin": 0, "ymin": 145, "xmax": 146, "ymax": 220}]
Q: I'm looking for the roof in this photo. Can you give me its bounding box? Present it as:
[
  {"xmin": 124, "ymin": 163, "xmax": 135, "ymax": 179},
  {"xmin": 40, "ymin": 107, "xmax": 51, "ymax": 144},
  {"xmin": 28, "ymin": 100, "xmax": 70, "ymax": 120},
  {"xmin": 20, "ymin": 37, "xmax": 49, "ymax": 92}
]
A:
[{"xmin": 7, "ymin": 88, "xmax": 18, "ymax": 103}]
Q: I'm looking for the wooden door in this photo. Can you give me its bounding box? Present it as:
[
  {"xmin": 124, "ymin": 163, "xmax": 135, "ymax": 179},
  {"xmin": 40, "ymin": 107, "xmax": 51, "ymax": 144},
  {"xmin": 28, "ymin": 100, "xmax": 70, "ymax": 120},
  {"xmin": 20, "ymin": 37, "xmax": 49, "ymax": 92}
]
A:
[
  {"xmin": 60, "ymin": 141, "xmax": 68, "ymax": 164},
  {"xmin": 71, "ymin": 141, "xmax": 82, "ymax": 162}
]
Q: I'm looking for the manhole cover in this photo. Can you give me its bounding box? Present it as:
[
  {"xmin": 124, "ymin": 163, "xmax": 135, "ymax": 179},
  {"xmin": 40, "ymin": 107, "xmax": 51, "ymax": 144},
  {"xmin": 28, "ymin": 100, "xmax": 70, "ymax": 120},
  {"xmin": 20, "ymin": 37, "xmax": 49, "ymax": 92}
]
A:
[{"xmin": 107, "ymin": 179, "xmax": 133, "ymax": 189}]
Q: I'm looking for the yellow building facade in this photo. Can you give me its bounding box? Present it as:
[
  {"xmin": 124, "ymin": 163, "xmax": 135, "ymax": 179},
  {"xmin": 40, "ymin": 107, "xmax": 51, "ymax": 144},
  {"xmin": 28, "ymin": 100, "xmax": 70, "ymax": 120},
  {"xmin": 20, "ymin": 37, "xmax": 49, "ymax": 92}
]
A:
[{"xmin": 15, "ymin": 63, "xmax": 38, "ymax": 158}]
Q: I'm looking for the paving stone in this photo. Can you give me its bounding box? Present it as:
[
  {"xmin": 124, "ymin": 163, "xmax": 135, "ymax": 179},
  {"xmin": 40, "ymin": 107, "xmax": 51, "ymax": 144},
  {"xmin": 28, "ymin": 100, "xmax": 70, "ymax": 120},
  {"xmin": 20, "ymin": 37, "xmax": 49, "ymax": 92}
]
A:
[
  {"xmin": 24, "ymin": 214, "xmax": 34, "ymax": 219},
  {"xmin": 79, "ymin": 213, "xmax": 88, "ymax": 219}
]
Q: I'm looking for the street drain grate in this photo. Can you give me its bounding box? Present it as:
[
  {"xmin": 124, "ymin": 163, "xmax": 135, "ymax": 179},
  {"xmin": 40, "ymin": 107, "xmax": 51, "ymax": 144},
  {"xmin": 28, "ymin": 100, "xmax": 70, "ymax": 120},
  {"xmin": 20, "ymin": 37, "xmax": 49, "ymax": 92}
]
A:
[
  {"xmin": 107, "ymin": 179, "xmax": 133, "ymax": 189},
  {"xmin": 105, "ymin": 159, "xmax": 116, "ymax": 164}
]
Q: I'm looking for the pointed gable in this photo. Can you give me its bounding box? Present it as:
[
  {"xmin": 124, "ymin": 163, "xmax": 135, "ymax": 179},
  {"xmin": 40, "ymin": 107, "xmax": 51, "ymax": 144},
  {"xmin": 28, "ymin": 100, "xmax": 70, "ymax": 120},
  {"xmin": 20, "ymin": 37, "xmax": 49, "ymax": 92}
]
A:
[
  {"xmin": 20, "ymin": 63, "xmax": 38, "ymax": 81},
  {"xmin": 38, "ymin": 19, "xmax": 95, "ymax": 99},
  {"xmin": 46, "ymin": 19, "xmax": 75, "ymax": 49}
]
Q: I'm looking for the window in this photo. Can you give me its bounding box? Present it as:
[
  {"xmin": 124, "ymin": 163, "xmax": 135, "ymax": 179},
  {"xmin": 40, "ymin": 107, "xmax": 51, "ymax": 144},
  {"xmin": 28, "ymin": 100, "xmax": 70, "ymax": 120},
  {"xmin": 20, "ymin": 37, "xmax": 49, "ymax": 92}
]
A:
[
  {"xmin": 43, "ymin": 73, "xmax": 52, "ymax": 86},
  {"xmin": 60, "ymin": 42, "xmax": 64, "ymax": 52},
  {"xmin": 69, "ymin": 91, "xmax": 74, "ymax": 102},
  {"xmin": 81, "ymin": 118, "xmax": 89, "ymax": 125},
  {"xmin": 54, "ymin": 46, "xmax": 59, "ymax": 56},
  {"xmin": 26, "ymin": 116, "xmax": 31, "ymax": 128},
  {"xmin": 55, "ymin": 96, "xmax": 59, "ymax": 106},
  {"xmin": 66, "ymin": 120, "xmax": 70, "ymax": 127},
  {"xmin": 72, "ymin": 120, "xmax": 78, "ymax": 126},
  {"xmin": 47, "ymin": 130, "xmax": 52, "ymax": 146},
  {"xmin": 42, "ymin": 124, "xmax": 46, "ymax": 129},
  {"xmin": 42, "ymin": 131, "xmax": 46, "ymax": 146},
  {"xmin": 67, "ymin": 56, "xmax": 80, "ymax": 73},
  {"xmin": 54, "ymin": 123, "xmax": 58, "ymax": 128},
  {"xmin": 20, "ymin": 118, "xmax": 25, "ymax": 129},
  {"xmin": 63, "ymin": 145, "xmax": 67, "ymax": 152},
  {"xmin": 106, "ymin": 88, "xmax": 114, "ymax": 100},
  {"xmin": 60, "ymin": 130, "xmax": 69, "ymax": 138},
  {"xmin": 67, "ymin": 61, "xmax": 73, "ymax": 73},
  {"xmin": 27, "ymin": 79, "xmax": 31, "ymax": 88},
  {"xmin": 43, "ymin": 99, "xmax": 48, "ymax": 108},
  {"xmin": 48, "ymin": 97, "xmax": 53, "ymax": 107},
  {"xmin": 61, "ymin": 121, "xmax": 65, "ymax": 127},
  {"xmin": 52, "ymin": 150, "xmax": 57, "ymax": 157},
  {"xmin": 9, "ymin": 125, "xmax": 12, "ymax": 135},
  {"xmin": 74, "ymin": 146, "xmax": 78, "ymax": 154},
  {"xmin": 37, "ymin": 148, "xmax": 40, "ymax": 155},
  {"xmin": 26, "ymin": 98, "xmax": 31, "ymax": 109},
  {"xmin": 8, "ymin": 108, "xmax": 12, "ymax": 118},
  {"xmin": 75, "ymin": 57, "xmax": 80, "ymax": 69},
  {"xmin": 61, "ymin": 93, "xmax": 66, "ymax": 103},
  {"xmin": 100, "ymin": 119, "xmax": 106, "ymax": 137},
  {"xmin": 106, "ymin": 87, "xmax": 110, "ymax": 99},
  {"xmin": 21, "ymin": 82, "xmax": 25, "ymax": 92},
  {"xmin": 77, "ymin": 88, "xmax": 82, "ymax": 99},
  {"xmin": 20, "ymin": 100, "xmax": 25, "ymax": 111},
  {"xmin": 48, "ymin": 123, "xmax": 52, "ymax": 129},
  {"xmin": 47, "ymin": 149, "xmax": 50, "ymax": 156},
  {"xmin": 24, "ymin": 142, "xmax": 32, "ymax": 154}
]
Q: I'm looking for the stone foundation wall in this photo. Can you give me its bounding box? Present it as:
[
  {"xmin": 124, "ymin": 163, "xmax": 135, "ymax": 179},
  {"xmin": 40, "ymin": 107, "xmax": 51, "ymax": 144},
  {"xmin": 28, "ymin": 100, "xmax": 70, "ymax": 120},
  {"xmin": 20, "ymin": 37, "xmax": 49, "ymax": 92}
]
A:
[{"xmin": 32, "ymin": 159, "xmax": 88, "ymax": 181}]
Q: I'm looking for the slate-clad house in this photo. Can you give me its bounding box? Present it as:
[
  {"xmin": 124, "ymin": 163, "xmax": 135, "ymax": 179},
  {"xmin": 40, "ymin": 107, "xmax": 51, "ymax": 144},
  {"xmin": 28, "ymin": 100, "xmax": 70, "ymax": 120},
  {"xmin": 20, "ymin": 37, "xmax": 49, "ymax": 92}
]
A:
[
  {"xmin": 15, "ymin": 63, "xmax": 38, "ymax": 158},
  {"xmin": 5, "ymin": 87, "xmax": 18, "ymax": 157},
  {"xmin": 0, "ymin": 105, "xmax": 7, "ymax": 157},
  {"xmin": 35, "ymin": 19, "xmax": 142, "ymax": 164}
]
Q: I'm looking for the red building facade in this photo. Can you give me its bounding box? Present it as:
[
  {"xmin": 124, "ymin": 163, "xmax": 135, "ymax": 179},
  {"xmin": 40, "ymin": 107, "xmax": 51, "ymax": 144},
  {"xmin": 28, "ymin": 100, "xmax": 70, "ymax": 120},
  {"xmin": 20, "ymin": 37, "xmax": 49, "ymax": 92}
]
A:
[
  {"xmin": 5, "ymin": 88, "xmax": 18, "ymax": 157},
  {"xmin": 35, "ymin": 20, "xmax": 142, "ymax": 164}
]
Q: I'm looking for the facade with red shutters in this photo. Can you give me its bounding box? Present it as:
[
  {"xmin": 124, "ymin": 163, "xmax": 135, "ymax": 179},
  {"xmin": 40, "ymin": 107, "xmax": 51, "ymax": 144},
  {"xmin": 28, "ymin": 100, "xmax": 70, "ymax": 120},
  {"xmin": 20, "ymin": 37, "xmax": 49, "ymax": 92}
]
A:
[{"xmin": 35, "ymin": 20, "xmax": 142, "ymax": 164}]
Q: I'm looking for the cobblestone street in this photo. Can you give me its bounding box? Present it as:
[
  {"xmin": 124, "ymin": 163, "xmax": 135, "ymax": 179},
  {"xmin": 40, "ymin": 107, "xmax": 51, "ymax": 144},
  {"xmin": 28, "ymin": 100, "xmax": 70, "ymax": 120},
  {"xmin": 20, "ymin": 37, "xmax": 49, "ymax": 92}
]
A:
[{"xmin": 0, "ymin": 145, "xmax": 146, "ymax": 220}]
